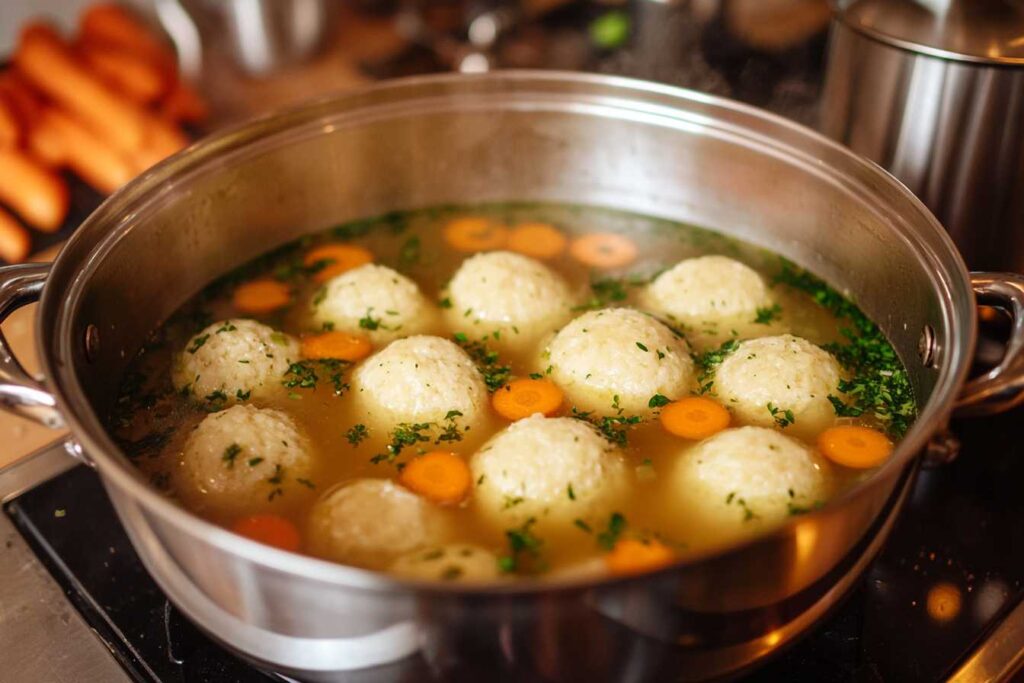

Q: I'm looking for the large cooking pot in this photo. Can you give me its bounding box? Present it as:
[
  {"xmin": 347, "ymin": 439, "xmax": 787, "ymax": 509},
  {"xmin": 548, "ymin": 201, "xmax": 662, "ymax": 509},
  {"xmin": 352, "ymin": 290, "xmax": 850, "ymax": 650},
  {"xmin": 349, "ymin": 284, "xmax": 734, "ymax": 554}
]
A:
[{"xmin": 2, "ymin": 72, "xmax": 1023, "ymax": 681}]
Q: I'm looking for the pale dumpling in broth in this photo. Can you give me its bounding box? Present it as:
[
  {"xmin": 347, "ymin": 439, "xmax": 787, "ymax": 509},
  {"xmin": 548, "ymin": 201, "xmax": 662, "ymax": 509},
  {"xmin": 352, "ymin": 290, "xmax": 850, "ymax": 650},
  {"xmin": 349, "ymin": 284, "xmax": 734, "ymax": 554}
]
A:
[
  {"xmin": 443, "ymin": 251, "xmax": 576, "ymax": 352},
  {"xmin": 668, "ymin": 426, "xmax": 832, "ymax": 532},
  {"xmin": 307, "ymin": 479, "xmax": 447, "ymax": 569},
  {"xmin": 174, "ymin": 405, "xmax": 316, "ymax": 517},
  {"xmin": 311, "ymin": 263, "xmax": 438, "ymax": 344},
  {"xmin": 172, "ymin": 319, "xmax": 299, "ymax": 403},
  {"xmin": 713, "ymin": 334, "xmax": 842, "ymax": 438},
  {"xmin": 350, "ymin": 335, "xmax": 489, "ymax": 433},
  {"xmin": 390, "ymin": 544, "xmax": 502, "ymax": 582},
  {"xmin": 545, "ymin": 308, "xmax": 694, "ymax": 417},
  {"xmin": 470, "ymin": 415, "xmax": 627, "ymax": 532}
]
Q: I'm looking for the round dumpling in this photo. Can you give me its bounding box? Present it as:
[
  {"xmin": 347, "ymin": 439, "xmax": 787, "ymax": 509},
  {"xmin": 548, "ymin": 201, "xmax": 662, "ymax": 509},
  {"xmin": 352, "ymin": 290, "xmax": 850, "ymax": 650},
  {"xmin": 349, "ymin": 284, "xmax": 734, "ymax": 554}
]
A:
[
  {"xmin": 642, "ymin": 255, "xmax": 772, "ymax": 325},
  {"xmin": 311, "ymin": 264, "xmax": 438, "ymax": 344},
  {"xmin": 669, "ymin": 426, "xmax": 831, "ymax": 530},
  {"xmin": 713, "ymin": 334, "xmax": 842, "ymax": 437},
  {"xmin": 444, "ymin": 251, "xmax": 575, "ymax": 352},
  {"xmin": 351, "ymin": 336, "xmax": 489, "ymax": 432},
  {"xmin": 471, "ymin": 415, "xmax": 627, "ymax": 531},
  {"xmin": 174, "ymin": 405, "xmax": 315, "ymax": 517},
  {"xmin": 390, "ymin": 544, "xmax": 501, "ymax": 582},
  {"xmin": 307, "ymin": 479, "xmax": 447, "ymax": 569},
  {"xmin": 172, "ymin": 319, "xmax": 298, "ymax": 404},
  {"xmin": 545, "ymin": 308, "xmax": 694, "ymax": 416}
]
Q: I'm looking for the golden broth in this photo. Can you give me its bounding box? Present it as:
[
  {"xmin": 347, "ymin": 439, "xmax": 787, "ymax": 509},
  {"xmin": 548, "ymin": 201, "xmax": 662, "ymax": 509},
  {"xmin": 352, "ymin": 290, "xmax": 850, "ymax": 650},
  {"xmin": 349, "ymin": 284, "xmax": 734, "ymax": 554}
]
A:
[{"xmin": 111, "ymin": 203, "xmax": 915, "ymax": 580}]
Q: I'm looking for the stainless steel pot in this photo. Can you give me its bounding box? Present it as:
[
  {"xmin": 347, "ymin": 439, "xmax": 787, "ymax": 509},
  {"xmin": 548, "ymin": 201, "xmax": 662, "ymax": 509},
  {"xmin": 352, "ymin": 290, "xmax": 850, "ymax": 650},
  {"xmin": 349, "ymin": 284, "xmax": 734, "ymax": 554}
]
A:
[
  {"xmin": 2, "ymin": 72, "xmax": 1023, "ymax": 681},
  {"xmin": 821, "ymin": 0, "xmax": 1024, "ymax": 272}
]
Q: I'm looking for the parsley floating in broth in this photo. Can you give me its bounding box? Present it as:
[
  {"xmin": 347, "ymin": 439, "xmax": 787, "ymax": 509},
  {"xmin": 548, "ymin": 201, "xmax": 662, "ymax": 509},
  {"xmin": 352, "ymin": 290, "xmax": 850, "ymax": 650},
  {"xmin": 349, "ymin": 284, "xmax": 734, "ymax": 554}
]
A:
[
  {"xmin": 453, "ymin": 335, "xmax": 511, "ymax": 392},
  {"xmin": 346, "ymin": 424, "xmax": 369, "ymax": 446},
  {"xmin": 648, "ymin": 394, "xmax": 670, "ymax": 408},
  {"xmin": 282, "ymin": 359, "xmax": 350, "ymax": 395},
  {"xmin": 371, "ymin": 412, "xmax": 465, "ymax": 465},
  {"xmin": 570, "ymin": 407, "xmax": 642, "ymax": 448},
  {"xmin": 498, "ymin": 518, "xmax": 544, "ymax": 574},
  {"xmin": 773, "ymin": 260, "xmax": 916, "ymax": 436},
  {"xmin": 398, "ymin": 235, "xmax": 421, "ymax": 268},
  {"xmin": 753, "ymin": 304, "xmax": 782, "ymax": 325},
  {"xmin": 596, "ymin": 512, "xmax": 627, "ymax": 550}
]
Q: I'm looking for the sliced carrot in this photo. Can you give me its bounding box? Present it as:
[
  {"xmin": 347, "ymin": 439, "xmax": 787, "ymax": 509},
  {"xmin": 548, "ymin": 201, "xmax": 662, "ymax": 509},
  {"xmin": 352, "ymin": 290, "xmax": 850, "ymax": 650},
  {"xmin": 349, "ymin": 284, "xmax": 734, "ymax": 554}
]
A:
[
  {"xmin": 569, "ymin": 233, "xmax": 638, "ymax": 269},
  {"xmin": 659, "ymin": 397, "xmax": 730, "ymax": 440},
  {"xmin": 232, "ymin": 279, "xmax": 291, "ymax": 314},
  {"xmin": 492, "ymin": 378, "xmax": 564, "ymax": 420},
  {"xmin": 304, "ymin": 243, "xmax": 373, "ymax": 283},
  {"xmin": 232, "ymin": 514, "xmax": 301, "ymax": 552},
  {"xmin": 605, "ymin": 538, "xmax": 675, "ymax": 576},
  {"xmin": 399, "ymin": 451, "xmax": 472, "ymax": 506},
  {"xmin": 817, "ymin": 425, "xmax": 893, "ymax": 469},
  {"xmin": 443, "ymin": 216, "xmax": 509, "ymax": 253},
  {"xmin": 507, "ymin": 222, "xmax": 568, "ymax": 260},
  {"xmin": 301, "ymin": 331, "xmax": 372, "ymax": 361}
]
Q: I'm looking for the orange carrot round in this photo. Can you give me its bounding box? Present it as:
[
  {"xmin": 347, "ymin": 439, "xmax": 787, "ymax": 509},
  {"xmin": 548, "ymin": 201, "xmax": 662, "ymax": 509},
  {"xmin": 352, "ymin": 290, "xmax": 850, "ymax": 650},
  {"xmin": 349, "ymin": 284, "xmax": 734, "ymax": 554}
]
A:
[
  {"xmin": 659, "ymin": 397, "xmax": 730, "ymax": 440},
  {"xmin": 605, "ymin": 538, "xmax": 675, "ymax": 576},
  {"xmin": 232, "ymin": 279, "xmax": 291, "ymax": 314},
  {"xmin": 301, "ymin": 331, "xmax": 372, "ymax": 362},
  {"xmin": 492, "ymin": 378, "xmax": 564, "ymax": 420},
  {"xmin": 817, "ymin": 425, "xmax": 893, "ymax": 469},
  {"xmin": 570, "ymin": 233, "xmax": 638, "ymax": 269},
  {"xmin": 507, "ymin": 222, "xmax": 567, "ymax": 260},
  {"xmin": 232, "ymin": 514, "xmax": 301, "ymax": 552},
  {"xmin": 304, "ymin": 243, "xmax": 373, "ymax": 282},
  {"xmin": 443, "ymin": 216, "xmax": 508, "ymax": 253},
  {"xmin": 399, "ymin": 451, "xmax": 472, "ymax": 506}
]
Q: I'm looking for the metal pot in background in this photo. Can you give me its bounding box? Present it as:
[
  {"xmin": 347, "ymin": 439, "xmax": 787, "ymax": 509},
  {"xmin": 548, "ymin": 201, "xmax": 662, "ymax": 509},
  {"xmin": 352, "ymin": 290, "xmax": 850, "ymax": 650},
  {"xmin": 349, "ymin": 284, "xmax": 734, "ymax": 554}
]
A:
[{"xmin": 821, "ymin": 0, "xmax": 1024, "ymax": 273}]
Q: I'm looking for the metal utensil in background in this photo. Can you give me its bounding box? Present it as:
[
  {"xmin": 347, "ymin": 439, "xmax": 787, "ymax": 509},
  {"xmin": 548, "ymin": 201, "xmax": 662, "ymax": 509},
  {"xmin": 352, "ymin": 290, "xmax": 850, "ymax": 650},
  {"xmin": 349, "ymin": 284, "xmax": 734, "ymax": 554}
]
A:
[
  {"xmin": 154, "ymin": 0, "xmax": 339, "ymax": 78},
  {"xmin": 821, "ymin": 0, "xmax": 1024, "ymax": 273}
]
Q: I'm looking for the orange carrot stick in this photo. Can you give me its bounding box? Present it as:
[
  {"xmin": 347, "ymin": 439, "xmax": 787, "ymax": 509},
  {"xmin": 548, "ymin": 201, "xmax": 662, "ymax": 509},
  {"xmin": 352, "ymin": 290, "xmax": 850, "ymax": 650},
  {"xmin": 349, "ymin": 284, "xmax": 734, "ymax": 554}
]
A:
[
  {"xmin": 79, "ymin": 4, "xmax": 177, "ymax": 75},
  {"xmin": 492, "ymin": 378, "xmax": 564, "ymax": 420},
  {"xmin": 0, "ymin": 148, "xmax": 68, "ymax": 231},
  {"xmin": 399, "ymin": 451, "xmax": 472, "ymax": 505},
  {"xmin": 40, "ymin": 108, "xmax": 135, "ymax": 194},
  {"xmin": 0, "ymin": 205, "xmax": 32, "ymax": 263},
  {"xmin": 160, "ymin": 79, "xmax": 209, "ymax": 124},
  {"xmin": 79, "ymin": 42, "xmax": 168, "ymax": 104},
  {"xmin": 0, "ymin": 95, "xmax": 19, "ymax": 148},
  {"xmin": 15, "ymin": 23, "xmax": 148, "ymax": 154}
]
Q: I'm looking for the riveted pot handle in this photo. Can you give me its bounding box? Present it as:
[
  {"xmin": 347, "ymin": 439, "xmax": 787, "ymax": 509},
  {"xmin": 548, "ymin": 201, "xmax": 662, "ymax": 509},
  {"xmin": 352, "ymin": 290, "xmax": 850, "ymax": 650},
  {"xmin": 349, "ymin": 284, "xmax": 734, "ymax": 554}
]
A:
[
  {"xmin": 0, "ymin": 263, "xmax": 64, "ymax": 429},
  {"xmin": 955, "ymin": 272, "xmax": 1024, "ymax": 416}
]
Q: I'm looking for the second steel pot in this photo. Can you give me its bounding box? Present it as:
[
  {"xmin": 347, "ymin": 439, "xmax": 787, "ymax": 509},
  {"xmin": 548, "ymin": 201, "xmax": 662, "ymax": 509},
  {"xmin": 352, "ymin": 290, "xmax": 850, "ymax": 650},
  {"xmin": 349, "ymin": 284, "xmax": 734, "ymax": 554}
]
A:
[{"xmin": 1, "ymin": 72, "xmax": 1023, "ymax": 680}]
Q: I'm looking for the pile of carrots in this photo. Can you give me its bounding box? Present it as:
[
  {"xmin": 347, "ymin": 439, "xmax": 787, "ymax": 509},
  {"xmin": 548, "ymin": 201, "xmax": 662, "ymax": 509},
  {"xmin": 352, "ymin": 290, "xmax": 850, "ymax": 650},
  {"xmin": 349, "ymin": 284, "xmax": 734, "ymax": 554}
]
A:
[{"xmin": 0, "ymin": 4, "xmax": 208, "ymax": 262}]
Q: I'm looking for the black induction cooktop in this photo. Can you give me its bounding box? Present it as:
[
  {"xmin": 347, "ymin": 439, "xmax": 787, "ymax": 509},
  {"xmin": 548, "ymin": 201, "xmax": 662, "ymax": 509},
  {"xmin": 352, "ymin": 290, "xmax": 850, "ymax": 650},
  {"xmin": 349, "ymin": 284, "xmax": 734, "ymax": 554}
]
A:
[{"xmin": 5, "ymin": 407, "xmax": 1023, "ymax": 682}]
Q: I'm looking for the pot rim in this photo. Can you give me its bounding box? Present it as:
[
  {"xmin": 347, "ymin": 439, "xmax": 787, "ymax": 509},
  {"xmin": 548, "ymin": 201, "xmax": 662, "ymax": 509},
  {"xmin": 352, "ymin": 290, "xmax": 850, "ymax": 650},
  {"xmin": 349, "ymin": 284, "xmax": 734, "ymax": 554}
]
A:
[{"xmin": 37, "ymin": 70, "xmax": 976, "ymax": 596}]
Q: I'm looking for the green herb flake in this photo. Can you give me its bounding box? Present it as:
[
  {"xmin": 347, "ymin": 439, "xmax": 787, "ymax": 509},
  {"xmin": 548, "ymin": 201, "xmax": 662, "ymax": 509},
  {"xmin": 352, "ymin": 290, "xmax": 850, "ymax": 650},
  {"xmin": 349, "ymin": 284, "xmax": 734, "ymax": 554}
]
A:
[
  {"xmin": 648, "ymin": 394, "xmax": 670, "ymax": 408},
  {"xmin": 597, "ymin": 512, "xmax": 627, "ymax": 550},
  {"xmin": 187, "ymin": 334, "xmax": 210, "ymax": 354},
  {"xmin": 222, "ymin": 443, "xmax": 242, "ymax": 468},
  {"xmin": 346, "ymin": 423, "xmax": 369, "ymax": 446},
  {"xmin": 753, "ymin": 304, "xmax": 783, "ymax": 325}
]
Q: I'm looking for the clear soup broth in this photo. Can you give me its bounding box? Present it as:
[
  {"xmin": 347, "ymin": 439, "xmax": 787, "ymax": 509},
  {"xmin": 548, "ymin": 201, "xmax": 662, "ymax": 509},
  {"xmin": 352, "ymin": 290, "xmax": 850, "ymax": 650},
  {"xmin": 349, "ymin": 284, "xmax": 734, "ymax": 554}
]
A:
[{"xmin": 111, "ymin": 203, "xmax": 916, "ymax": 583}]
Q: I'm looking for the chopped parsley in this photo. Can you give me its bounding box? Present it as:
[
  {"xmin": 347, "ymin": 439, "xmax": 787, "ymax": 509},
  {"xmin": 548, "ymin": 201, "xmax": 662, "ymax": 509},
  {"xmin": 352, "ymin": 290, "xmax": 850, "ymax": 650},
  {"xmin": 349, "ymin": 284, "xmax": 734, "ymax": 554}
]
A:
[
  {"xmin": 215, "ymin": 322, "xmax": 237, "ymax": 334},
  {"xmin": 635, "ymin": 341, "xmax": 649, "ymax": 352},
  {"xmin": 346, "ymin": 423, "xmax": 369, "ymax": 445},
  {"xmin": 694, "ymin": 339, "xmax": 739, "ymax": 394},
  {"xmin": 247, "ymin": 457, "xmax": 264, "ymax": 467},
  {"xmin": 596, "ymin": 512, "xmax": 627, "ymax": 550},
  {"xmin": 438, "ymin": 297, "xmax": 452, "ymax": 309},
  {"xmin": 358, "ymin": 308, "xmax": 383, "ymax": 331},
  {"xmin": 753, "ymin": 304, "xmax": 782, "ymax": 325},
  {"xmin": 371, "ymin": 411, "xmax": 465, "ymax": 465},
  {"xmin": 828, "ymin": 394, "xmax": 864, "ymax": 418},
  {"xmin": 567, "ymin": 483, "xmax": 576, "ymax": 500},
  {"xmin": 282, "ymin": 359, "xmax": 350, "ymax": 395},
  {"xmin": 266, "ymin": 464, "xmax": 285, "ymax": 501},
  {"xmin": 774, "ymin": 260, "xmax": 915, "ymax": 436},
  {"xmin": 570, "ymin": 407, "xmax": 642, "ymax": 447},
  {"xmin": 497, "ymin": 518, "xmax": 544, "ymax": 574},
  {"xmin": 648, "ymin": 394, "xmax": 671, "ymax": 408},
  {"xmin": 398, "ymin": 235, "xmax": 421, "ymax": 267},
  {"xmin": 574, "ymin": 519, "xmax": 592, "ymax": 533},
  {"xmin": 767, "ymin": 402, "xmax": 795, "ymax": 428},
  {"xmin": 222, "ymin": 443, "xmax": 242, "ymax": 468},
  {"xmin": 725, "ymin": 491, "xmax": 758, "ymax": 521},
  {"xmin": 187, "ymin": 334, "xmax": 210, "ymax": 354},
  {"xmin": 453, "ymin": 335, "xmax": 511, "ymax": 392},
  {"xmin": 235, "ymin": 388, "xmax": 251, "ymax": 401}
]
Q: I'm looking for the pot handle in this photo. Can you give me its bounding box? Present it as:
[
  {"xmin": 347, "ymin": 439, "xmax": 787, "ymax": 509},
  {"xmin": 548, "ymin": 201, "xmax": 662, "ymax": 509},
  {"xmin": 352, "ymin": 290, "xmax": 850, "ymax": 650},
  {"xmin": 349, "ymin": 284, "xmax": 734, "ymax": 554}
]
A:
[
  {"xmin": 0, "ymin": 263, "xmax": 64, "ymax": 429},
  {"xmin": 955, "ymin": 272, "xmax": 1024, "ymax": 416}
]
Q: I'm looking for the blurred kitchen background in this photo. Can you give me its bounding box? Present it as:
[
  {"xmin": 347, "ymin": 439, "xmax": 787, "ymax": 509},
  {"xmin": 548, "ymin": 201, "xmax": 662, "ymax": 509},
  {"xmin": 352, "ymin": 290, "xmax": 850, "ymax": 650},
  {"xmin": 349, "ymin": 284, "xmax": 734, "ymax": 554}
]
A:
[{"xmin": 2, "ymin": 0, "xmax": 1023, "ymax": 273}]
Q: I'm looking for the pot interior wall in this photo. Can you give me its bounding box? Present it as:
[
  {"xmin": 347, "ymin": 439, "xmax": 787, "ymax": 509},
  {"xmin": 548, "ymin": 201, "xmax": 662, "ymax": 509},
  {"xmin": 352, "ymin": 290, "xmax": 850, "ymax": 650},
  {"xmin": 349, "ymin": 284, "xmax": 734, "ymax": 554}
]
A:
[{"xmin": 46, "ymin": 74, "xmax": 968, "ymax": 461}]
